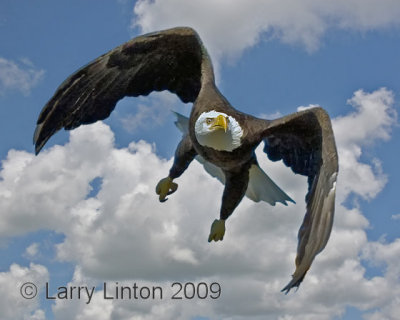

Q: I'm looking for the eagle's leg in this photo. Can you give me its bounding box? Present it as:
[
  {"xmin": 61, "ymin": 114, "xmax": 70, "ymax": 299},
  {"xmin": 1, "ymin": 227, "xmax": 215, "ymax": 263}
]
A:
[
  {"xmin": 155, "ymin": 135, "xmax": 197, "ymax": 202},
  {"xmin": 208, "ymin": 165, "xmax": 250, "ymax": 242}
]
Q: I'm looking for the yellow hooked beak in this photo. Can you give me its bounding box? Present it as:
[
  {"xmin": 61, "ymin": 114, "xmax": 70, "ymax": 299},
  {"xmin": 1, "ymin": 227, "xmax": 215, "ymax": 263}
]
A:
[{"xmin": 211, "ymin": 115, "xmax": 228, "ymax": 132}]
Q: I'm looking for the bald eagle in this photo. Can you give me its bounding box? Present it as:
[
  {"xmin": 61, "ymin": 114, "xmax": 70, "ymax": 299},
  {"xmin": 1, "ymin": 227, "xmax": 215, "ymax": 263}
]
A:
[{"xmin": 34, "ymin": 27, "xmax": 338, "ymax": 293}]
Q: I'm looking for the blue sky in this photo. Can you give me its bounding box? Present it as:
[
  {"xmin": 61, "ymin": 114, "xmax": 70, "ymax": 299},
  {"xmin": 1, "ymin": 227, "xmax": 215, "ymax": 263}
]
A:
[{"xmin": 1, "ymin": 1, "xmax": 400, "ymax": 319}]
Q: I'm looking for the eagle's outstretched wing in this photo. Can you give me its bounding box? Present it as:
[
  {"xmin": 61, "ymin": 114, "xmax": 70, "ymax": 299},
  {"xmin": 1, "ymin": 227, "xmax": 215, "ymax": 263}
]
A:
[
  {"xmin": 34, "ymin": 27, "xmax": 214, "ymax": 154},
  {"xmin": 261, "ymin": 107, "xmax": 338, "ymax": 293}
]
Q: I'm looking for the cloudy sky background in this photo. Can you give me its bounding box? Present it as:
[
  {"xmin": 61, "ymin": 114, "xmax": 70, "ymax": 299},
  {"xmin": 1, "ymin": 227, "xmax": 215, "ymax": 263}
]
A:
[{"xmin": 1, "ymin": 1, "xmax": 400, "ymax": 319}]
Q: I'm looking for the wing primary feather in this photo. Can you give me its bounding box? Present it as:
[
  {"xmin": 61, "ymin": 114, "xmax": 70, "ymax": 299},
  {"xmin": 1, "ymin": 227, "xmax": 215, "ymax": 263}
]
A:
[
  {"xmin": 260, "ymin": 107, "xmax": 338, "ymax": 293},
  {"xmin": 34, "ymin": 27, "xmax": 213, "ymax": 154}
]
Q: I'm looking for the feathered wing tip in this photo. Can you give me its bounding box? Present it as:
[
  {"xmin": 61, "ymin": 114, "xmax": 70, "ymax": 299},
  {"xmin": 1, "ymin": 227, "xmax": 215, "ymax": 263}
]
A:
[
  {"xmin": 33, "ymin": 122, "xmax": 45, "ymax": 155},
  {"xmin": 281, "ymin": 273, "xmax": 306, "ymax": 294},
  {"xmin": 281, "ymin": 174, "xmax": 336, "ymax": 294}
]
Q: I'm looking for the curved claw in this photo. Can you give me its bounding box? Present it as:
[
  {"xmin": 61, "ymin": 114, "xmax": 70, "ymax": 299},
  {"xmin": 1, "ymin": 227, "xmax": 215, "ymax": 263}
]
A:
[
  {"xmin": 155, "ymin": 177, "xmax": 178, "ymax": 202},
  {"xmin": 208, "ymin": 219, "xmax": 226, "ymax": 242}
]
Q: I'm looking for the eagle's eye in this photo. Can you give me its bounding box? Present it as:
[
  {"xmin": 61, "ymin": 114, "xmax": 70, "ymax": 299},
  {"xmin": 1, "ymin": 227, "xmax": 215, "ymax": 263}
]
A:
[{"xmin": 206, "ymin": 118, "xmax": 213, "ymax": 125}]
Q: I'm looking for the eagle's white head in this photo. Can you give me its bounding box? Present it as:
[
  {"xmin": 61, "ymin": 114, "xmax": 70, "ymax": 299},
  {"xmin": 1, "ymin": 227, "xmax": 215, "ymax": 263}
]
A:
[{"xmin": 195, "ymin": 110, "xmax": 243, "ymax": 152}]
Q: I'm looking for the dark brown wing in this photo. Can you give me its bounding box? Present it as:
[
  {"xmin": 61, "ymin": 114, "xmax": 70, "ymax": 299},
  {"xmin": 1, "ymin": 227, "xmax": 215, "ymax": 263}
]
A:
[
  {"xmin": 34, "ymin": 27, "xmax": 214, "ymax": 154},
  {"xmin": 261, "ymin": 107, "xmax": 338, "ymax": 293}
]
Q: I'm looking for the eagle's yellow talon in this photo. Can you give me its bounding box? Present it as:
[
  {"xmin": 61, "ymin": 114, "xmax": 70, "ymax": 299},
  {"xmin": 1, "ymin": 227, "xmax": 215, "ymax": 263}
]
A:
[
  {"xmin": 156, "ymin": 177, "xmax": 178, "ymax": 202},
  {"xmin": 208, "ymin": 219, "xmax": 225, "ymax": 242}
]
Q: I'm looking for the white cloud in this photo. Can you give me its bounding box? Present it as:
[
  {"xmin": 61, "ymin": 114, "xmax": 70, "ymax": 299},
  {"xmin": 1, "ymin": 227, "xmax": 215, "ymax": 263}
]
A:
[
  {"xmin": 0, "ymin": 88, "xmax": 398, "ymax": 319},
  {"xmin": 132, "ymin": 0, "xmax": 400, "ymax": 61},
  {"xmin": 297, "ymin": 104, "xmax": 321, "ymax": 112},
  {"xmin": 0, "ymin": 263, "xmax": 48, "ymax": 320},
  {"xmin": 335, "ymin": 89, "xmax": 396, "ymax": 146},
  {"xmin": 258, "ymin": 111, "xmax": 283, "ymax": 120},
  {"xmin": 51, "ymin": 268, "xmax": 114, "ymax": 320},
  {"xmin": 332, "ymin": 88, "xmax": 397, "ymax": 201},
  {"xmin": 0, "ymin": 57, "xmax": 44, "ymax": 95},
  {"xmin": 24, "ymin": 243, "xmax": 40, "ymax": 259},
  {"xmin": 119, "ymin": 91, "xmax": 184, "ymax": 133},
  {"xmin": 361, "ymin": 239, "xmax": 400, "ymax": 320}
]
